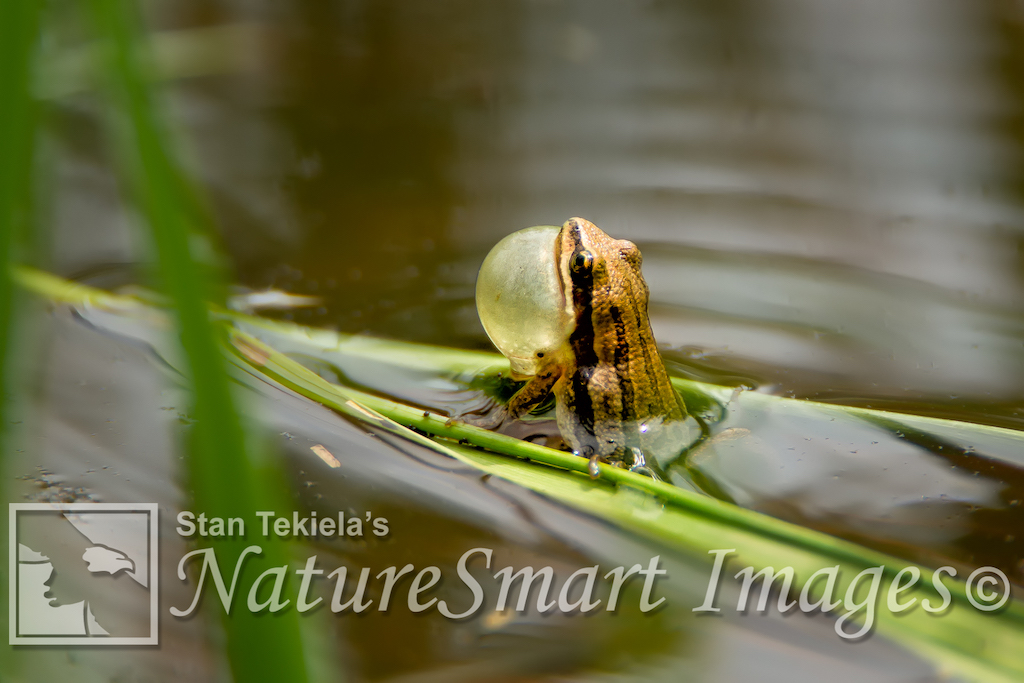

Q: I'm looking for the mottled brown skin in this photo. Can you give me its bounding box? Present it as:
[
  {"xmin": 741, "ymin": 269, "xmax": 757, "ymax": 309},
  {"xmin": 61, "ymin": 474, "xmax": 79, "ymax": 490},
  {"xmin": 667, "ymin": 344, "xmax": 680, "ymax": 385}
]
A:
[{"xmin": 506, "ymin": 217, "xmax": 686, "ymax": 472}]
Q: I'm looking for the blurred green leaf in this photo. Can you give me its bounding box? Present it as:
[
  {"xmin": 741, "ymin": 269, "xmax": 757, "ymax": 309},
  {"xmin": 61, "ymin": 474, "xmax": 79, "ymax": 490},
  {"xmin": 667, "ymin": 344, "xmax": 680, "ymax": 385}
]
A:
[
  {"xmin": 82, "ymin": 0, "xmax": 309, "ymax": 679},
  {"xmin": 0, "ymin": 0, "xmax": 41, "ymax": 667}
]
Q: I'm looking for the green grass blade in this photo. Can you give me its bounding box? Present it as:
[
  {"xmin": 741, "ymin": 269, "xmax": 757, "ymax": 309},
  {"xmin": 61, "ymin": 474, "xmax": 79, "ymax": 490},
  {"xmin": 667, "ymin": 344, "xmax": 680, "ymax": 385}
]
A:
[
  {"xmin": 0, "ymin": 4, "xmax": 42, "ymax": 430},
  {"xmin": 0, "ymin": 0, "xmax": 40, "ymax": 363},
  {"xmin": 82, "ymin": 3, "xmax": 309, "ymax": 680},
  {"xmin": 0, "ymin": 0, "xmax": 42, "ymax": 668}
]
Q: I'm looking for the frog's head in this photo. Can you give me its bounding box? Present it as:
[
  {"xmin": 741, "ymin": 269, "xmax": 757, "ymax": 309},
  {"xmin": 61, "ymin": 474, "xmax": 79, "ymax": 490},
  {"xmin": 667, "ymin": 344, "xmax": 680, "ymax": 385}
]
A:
[{"xmin": 556, "ymin": 217, "xmax": 648, "ymax": 316}]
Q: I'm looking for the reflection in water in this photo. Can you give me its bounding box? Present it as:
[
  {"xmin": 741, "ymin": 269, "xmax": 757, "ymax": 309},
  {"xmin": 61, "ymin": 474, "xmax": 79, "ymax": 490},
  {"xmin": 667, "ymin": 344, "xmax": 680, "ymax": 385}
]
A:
[{"xmin": 686, "ymin": 390, "xmax": 1024, "ymax": 584}]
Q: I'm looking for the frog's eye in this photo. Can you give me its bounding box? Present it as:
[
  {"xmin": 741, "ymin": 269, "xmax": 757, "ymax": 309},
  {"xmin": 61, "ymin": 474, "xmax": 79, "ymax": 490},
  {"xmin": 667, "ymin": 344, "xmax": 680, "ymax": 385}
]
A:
[{"xmin": 570, "ymin": 250, "xmax": 594, "ymax": 276}]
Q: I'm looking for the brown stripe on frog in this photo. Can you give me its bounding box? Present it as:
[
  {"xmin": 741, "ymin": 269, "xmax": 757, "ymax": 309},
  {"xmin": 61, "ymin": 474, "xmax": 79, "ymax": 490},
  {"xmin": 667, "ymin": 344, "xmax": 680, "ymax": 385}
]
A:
[
  {"xmin": 561, "ymin": 220, "xmax": 598, "ymax": 448},
  {"xmin": 606, "ymin": 303, "xmax": 636, "ymax": 456},
  {"xmin": 569, "ymin": 220, "xmax": 633, "ymax": 458}
]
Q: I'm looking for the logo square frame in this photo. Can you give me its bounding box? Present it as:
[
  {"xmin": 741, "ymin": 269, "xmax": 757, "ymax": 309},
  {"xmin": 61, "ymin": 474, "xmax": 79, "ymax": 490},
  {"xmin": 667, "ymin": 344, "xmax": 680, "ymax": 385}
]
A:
[{"xmin": 9, "ymin": 503, "xmax": 159, "ymax": 646}]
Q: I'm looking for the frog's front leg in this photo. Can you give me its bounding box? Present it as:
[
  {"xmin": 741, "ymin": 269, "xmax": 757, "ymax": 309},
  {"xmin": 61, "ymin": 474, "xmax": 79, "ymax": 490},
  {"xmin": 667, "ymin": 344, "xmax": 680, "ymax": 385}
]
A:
[
  {"xmin": 461, "ymin": 362, "xmax": 562, "ymax": 429},
  {"xmin": 506, "ymin": 363, "xmax": 562, "ymax": 419}
]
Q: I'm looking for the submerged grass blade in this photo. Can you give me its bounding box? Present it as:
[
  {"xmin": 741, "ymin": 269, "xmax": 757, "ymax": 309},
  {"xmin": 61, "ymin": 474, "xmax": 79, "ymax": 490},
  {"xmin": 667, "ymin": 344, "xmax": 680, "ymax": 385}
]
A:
[{"xmin": 83, "ymin": 3, "xmax": 309, "ymax": 681}]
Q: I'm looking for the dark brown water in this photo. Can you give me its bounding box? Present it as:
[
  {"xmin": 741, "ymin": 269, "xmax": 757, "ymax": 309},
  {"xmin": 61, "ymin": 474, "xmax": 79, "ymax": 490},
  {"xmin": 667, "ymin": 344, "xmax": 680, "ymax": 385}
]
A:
[
  {"xmin": 14, "ymin": 0, "xmax": 1024, "ymax": 681},
  {"xmin": 183, "ymin": 0, "xmax": 1024, "ymax": 429}
]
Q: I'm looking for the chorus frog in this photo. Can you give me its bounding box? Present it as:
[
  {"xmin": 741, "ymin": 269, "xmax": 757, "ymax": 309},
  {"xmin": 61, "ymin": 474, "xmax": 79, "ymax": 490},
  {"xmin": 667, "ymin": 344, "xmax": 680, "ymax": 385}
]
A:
[{"xmin": 476, "ymin": 217, "xmax": 688, "ymax": 476}]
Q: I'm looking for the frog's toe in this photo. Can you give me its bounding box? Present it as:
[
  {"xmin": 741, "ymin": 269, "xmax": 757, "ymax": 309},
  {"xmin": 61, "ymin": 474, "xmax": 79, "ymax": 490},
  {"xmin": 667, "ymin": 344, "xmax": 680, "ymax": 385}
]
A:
[{"xmin": 459, "ymin": 402, "xmax": 509, "ymax": 430}]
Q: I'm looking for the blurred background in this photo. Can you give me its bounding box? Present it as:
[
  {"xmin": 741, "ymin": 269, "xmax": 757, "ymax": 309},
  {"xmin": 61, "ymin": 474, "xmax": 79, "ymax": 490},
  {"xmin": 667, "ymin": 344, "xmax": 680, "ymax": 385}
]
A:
[
  {"xmin": 43, "ymin": 0, "xmax": 1024, "ymax": 427},
  {"xmin": 8, "ymin": 0, "xmax": 1024, "ymax": 681}
]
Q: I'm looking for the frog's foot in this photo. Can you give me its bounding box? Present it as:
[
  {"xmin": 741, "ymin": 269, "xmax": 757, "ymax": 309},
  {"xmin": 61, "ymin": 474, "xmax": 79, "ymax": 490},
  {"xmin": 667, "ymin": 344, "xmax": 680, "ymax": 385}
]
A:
[
  {"xmin": 458, "ymin": 401, "xmax": 509, "ymax": 430},
  {"xmin": 628, "ymin": 447, "xmax": 647, "ymax": 470},
  {"xmin": 586, "ymin": 447, "xmax": 633, "ymax": 479},
  {"xmin": 619, "ymin": 447, "xmax": 661, "ymax": 480}
]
